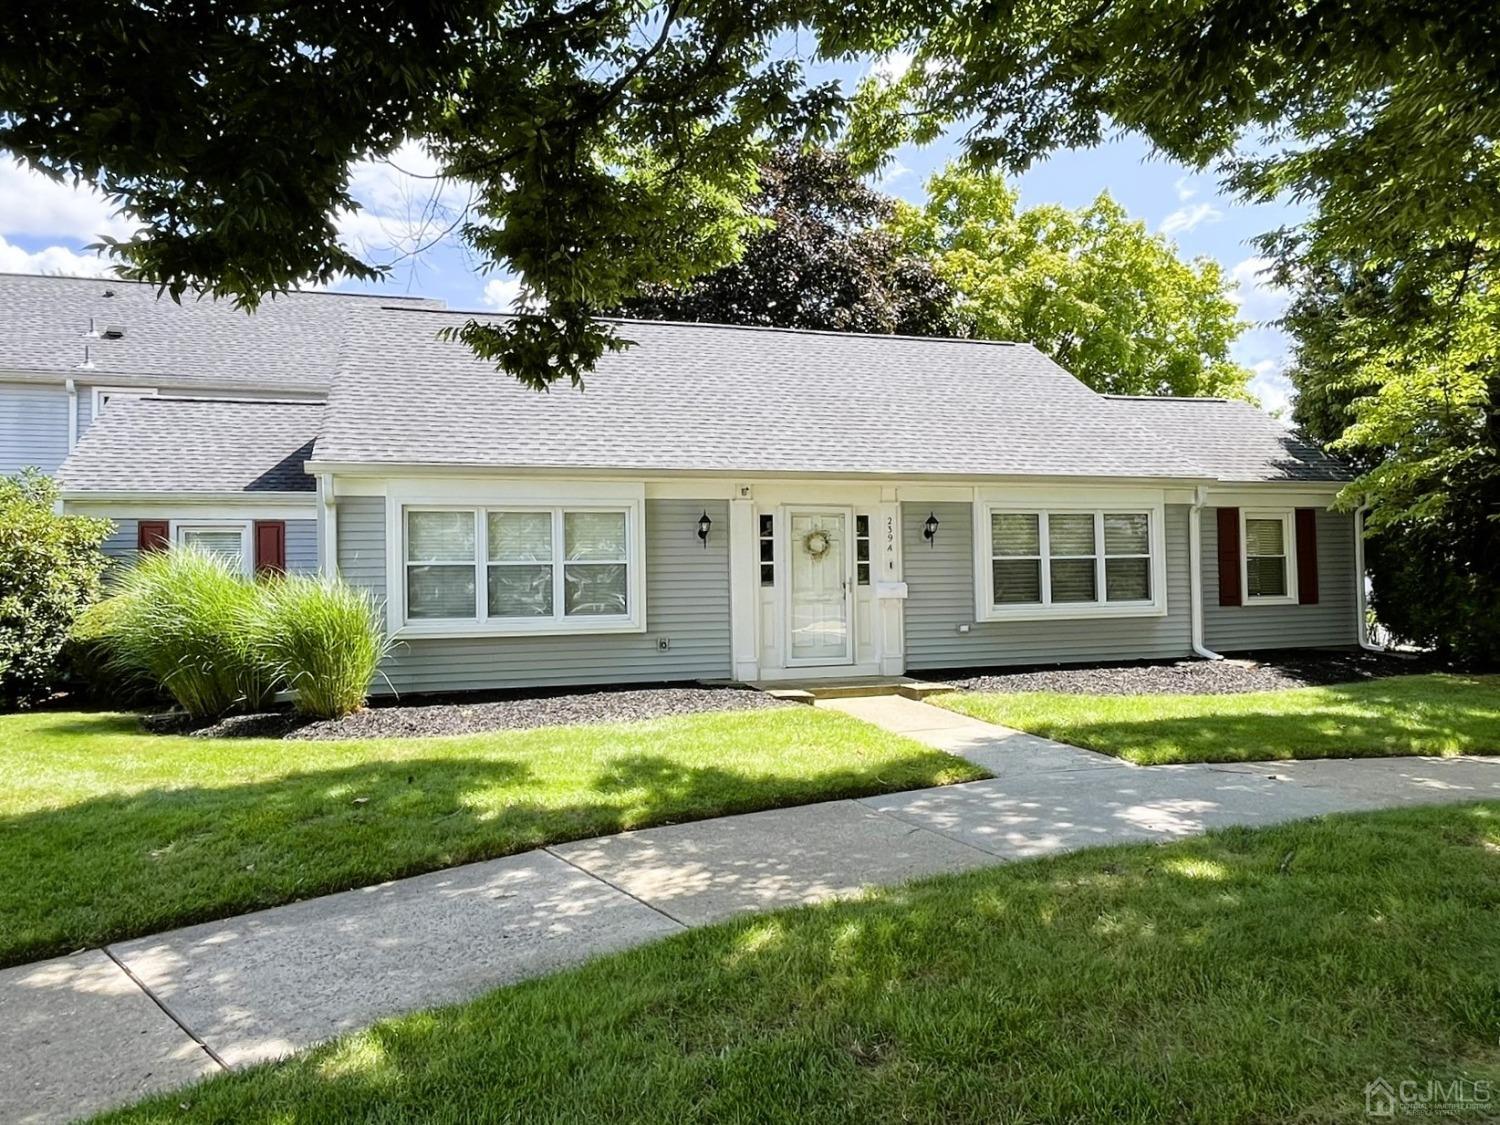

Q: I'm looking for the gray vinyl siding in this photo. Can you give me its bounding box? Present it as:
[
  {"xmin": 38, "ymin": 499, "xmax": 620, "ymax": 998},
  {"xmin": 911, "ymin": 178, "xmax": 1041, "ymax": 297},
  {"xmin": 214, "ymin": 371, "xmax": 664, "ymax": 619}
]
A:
[
  {"xmin": 1202, "ymin": 507, "xmax": 1358, "ymax": 651},
  {"xmin": 0, "ymin": 382, "xmax": 70, "ymax": 475},
  {"xmin": 75, "ymin": 387, "xmax": 93, "ymax": 436},
  {"xmin": 284, "ymin": 519, "xmax": 319, "ymax": 574},
  {"xmin": 100, "ymin": 519, "xmax": 138, "ymax": 586},
  {"xmin": 337, "ymin": 496, "xmax": 732, "ymax": 695},
  {"xmin": 902, "ymin": 501, "xmax": 1193, "ymax": 671}
]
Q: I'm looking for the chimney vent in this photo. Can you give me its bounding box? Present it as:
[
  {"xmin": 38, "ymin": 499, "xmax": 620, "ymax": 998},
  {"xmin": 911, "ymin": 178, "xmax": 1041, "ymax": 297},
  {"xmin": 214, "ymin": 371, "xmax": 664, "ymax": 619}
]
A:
[{"xmin": 100, "ymin": 325, "xmax": 125, "ymax": 340}]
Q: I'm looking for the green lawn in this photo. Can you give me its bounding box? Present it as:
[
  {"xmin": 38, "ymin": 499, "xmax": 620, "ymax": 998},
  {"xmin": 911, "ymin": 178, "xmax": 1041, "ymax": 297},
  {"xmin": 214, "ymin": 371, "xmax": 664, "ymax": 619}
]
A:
[
  {"xmin": 933, "ymin": 673, "xmax": 1500, "ymax": 765},
  {"xmin": 0, "ymin": 706, "xmax": 983, "ymax": 967},
  {"xmin": 98, "ymin": 802, "xmax": 1500, "ymax": 1124}
]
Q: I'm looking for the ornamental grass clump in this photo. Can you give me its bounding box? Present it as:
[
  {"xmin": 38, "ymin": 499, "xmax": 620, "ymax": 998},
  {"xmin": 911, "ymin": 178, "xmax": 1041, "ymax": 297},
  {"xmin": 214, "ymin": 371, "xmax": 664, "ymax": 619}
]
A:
[
  {"xmin": 248, "ymin": 575, "xmax": 390, "ymax": 719},
  {"xmin": 107, "ymin": 546, "xmax": 276, "ymax": 720}
]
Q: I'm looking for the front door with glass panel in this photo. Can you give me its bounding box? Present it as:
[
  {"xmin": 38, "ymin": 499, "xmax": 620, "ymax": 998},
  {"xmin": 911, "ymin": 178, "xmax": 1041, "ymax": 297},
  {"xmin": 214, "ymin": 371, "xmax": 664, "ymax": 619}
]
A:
[{"xmin": 787, "ymin": 509, "xmax": 853, "ymax": 665}]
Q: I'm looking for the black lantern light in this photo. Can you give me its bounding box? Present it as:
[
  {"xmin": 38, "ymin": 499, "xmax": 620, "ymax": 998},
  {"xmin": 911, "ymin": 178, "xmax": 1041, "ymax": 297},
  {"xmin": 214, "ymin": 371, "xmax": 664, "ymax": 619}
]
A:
[
  {"xmin": 923, "ymin": 511, "xmax": 940, "ymax": 546},
  {"xmin": 697, "ymin": 510, "xmax": 713, "ymax": 547}
]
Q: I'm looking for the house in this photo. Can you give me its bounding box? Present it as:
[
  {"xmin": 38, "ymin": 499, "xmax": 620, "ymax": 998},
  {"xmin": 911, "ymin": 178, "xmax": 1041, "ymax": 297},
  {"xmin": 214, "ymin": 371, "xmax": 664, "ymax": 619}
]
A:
[{"xmin": 4, "ymin": 274, "xmax": 1368, "ymax": 693}]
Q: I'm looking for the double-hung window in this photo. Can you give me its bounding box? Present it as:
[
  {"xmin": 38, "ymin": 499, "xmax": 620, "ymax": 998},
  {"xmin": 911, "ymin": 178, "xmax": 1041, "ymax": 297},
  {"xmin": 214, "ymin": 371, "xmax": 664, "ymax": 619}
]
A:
[
  {"xmin": 981, "ymin": 505, "xmax": 1163, "ymax": 619},
  {"xmin": 1242, "ymin": 511, "xmax": 1295, "ymax": 601},
  {"xmin": 402, "ymin": 505, "xmax": 639, "ymax": 633},
  {"xmin": 174, "ymin": 521, "xmax": 252, "ymax": 576}
]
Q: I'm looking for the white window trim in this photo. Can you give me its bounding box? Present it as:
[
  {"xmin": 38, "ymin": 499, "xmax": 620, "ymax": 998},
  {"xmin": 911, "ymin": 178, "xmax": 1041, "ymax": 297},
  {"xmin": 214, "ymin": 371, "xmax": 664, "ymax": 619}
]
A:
[
  {"xmin": 1241, "ymin": 508, "xmax": 1298, "ymax": 605},
  {"xmin": 973, "ymin": 501, "xmax": 1168, "ymax": 622},
  {"xmin": 170, "ymin": 519, "xmax": 254, "ymax": 577},
  {"xmin": 91, "ymin": 385, "xmax": 157, "ymax": 418},
  {"xmin": 388, "ymin": 496, "xmax": 647, "ymax": 639}
]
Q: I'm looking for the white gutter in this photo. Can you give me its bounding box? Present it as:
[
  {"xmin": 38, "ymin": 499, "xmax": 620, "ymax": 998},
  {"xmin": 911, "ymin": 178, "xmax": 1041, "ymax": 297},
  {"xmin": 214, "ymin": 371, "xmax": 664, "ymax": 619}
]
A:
[
  {"xmin": 1353, "ymin": 499, "xmax": 1385, "ymax": 652},
  {"xmin": 1188, "ymin": 485, "xmax": 1224, "ymax": 661}
]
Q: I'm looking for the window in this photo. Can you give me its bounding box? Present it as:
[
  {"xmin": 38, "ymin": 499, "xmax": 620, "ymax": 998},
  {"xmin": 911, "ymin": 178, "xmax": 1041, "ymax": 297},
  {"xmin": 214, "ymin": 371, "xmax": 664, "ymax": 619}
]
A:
[
  {"xmin": 981, "ymin": 505, "xmax": 1161, "ymax": 618},
  {"xmin": 1243, "ymin": 511, "xmax": 1294, "ymax": 601},
  {"xmin": 758, "ymin": 514, "xmax": 775, "ymax": 586},
  {"xmin": 174, "ymin": 522, "xmax": 251, "ymax": 575},
  {"xmin": 855, "ymin": 515, "xmax": 871, "ymax": 585},
  {"xmin": 403, "ymin": 506, "xmax": 637, "ymax": 630}
]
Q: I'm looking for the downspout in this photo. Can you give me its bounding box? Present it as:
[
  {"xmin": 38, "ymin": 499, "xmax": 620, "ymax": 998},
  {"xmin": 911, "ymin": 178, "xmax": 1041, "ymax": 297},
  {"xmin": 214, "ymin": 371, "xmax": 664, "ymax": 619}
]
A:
[
  {"xmin": 65, "ymin": 378, "xmax": 78, "ymax": 450},
  {"xmin": 1188, "ymin": 485, "xmax": 1224, "ymax": 661},
  {"xmin": 1353, "ymin": 499, "xmax": 1384, "ymax": 652}
]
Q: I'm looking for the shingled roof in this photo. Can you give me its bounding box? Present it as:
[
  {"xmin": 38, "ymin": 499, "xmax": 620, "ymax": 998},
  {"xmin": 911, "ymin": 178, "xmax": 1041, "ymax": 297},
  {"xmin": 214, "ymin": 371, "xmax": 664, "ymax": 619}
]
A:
[
  {"xmin": 59, "ymin": 399, "xmax": 322, "ymax": 494},
  {"xmin": 313, "ymin": 308, "xmax": 1351, "ymax": 483},
  {"xmin": 0, "ymin": 273, "xmax": 439, "ymax": 392},
  {"xmin": 1103, "ymin": 396, "xmax": 1350, "ymax": 484}
]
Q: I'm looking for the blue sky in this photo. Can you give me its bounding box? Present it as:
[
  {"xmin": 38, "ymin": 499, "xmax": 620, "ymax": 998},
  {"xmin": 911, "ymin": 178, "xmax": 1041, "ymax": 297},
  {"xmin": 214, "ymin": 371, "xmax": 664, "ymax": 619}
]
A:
[{"xmin": 0, "ymin": 84, "xmax": 1298, "ymax": 412}]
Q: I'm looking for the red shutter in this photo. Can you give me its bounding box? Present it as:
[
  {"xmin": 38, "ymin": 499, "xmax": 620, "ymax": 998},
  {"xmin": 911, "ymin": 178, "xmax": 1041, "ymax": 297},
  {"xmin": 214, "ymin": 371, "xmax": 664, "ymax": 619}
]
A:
[
  {"xmin": 254, "ymin": 520, "xmax": 286, "ymax": 575},
  {"xmin": 1295, "ymin": 508, "xmax": 1319, "ymax": 605},
  {"xmin": 137, "ymin": 520, "xmax": 170, "ymax": 553},
  {"xmin": 1216, "ymin": 507, "xmax": 1242, "ymax": 606}
]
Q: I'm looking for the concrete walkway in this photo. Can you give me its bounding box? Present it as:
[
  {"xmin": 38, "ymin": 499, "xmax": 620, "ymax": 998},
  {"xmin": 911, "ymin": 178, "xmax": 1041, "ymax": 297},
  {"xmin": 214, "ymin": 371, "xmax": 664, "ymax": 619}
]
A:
[{"xmin": 6, "ymin": 699, "xmax": 1500, "ymax": 1123}]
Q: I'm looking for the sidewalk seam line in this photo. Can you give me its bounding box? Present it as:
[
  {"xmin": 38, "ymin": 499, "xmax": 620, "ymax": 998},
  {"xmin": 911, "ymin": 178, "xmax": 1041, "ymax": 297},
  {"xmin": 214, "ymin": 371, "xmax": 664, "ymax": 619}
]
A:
[
  {"xmin": 102, "ymin": 946, "xmax": 230, "ymax": 1072},
  {"xmin": 859, "ymin": 801, "xmax": 1014, "ymax": 863},
  {"xmin": 543, "ymin": 847, "xmax": 693, "ymax": 931}
]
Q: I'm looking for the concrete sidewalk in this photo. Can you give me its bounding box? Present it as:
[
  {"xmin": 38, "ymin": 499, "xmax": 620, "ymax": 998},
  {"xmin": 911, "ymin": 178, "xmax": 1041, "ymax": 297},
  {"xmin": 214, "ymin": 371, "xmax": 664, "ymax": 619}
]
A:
[{"xmin": 6, "ymin": 698, "xmax": 1500, "ymax": 1123}]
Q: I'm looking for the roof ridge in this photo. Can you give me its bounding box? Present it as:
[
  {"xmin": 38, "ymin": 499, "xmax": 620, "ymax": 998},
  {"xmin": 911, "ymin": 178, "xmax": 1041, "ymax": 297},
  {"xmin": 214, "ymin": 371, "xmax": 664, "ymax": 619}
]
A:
[
  {"xmin": 1103, "ymin": 394, "xmax": 1231, "ymax": 403},
  {"xmin": 372, "ymin": 303, "xmax": 1023, "ymax": 348},
  {"xmin": 0, "ymin": 272, "xmax": 439, "ymax": 304}
]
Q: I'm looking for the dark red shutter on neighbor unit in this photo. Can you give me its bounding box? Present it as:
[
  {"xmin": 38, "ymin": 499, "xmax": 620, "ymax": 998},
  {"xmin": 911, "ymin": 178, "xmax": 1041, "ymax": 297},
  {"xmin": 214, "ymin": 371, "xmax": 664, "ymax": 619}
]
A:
[
  {"xmin": 1295, "ymin": 508, "xmax": 1319, "ymax": 605},
  {"xmin": 1216, "ymin": 507, "xmax": 1242, "ymax": 607},
  {"xmin": 137, "ymin": 520, "xmax": 170, "ymax": 553},
  {"xmin": 254, "ymin": 521, "xmax": 286, "ymax": 575}
]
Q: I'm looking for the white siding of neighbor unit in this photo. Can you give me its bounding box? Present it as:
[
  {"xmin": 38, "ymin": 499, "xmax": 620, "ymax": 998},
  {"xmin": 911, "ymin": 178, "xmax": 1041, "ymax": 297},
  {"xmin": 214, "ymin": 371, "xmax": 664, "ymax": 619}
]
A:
[
  {"xmin": 902, "ymin": 501, "xmax": 1194, "ymax": 671},
  {"xmin": 0, "ymin": 382, "xmax": 70, "ymax": 475},
  {"xmin": 337, "ymin": 496, "xmax": 732, "ymax": 694},
  {"xmin": 1202, "ymin": 506, "xmax": 1358, "ymax": 651}
]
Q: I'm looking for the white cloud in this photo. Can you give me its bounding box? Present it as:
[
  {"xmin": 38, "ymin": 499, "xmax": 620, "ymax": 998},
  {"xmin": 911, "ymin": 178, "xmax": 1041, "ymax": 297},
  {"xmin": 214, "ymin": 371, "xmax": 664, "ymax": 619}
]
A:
[
  {"xmin": 1158, "ymin": 201, "xmax": 1222, "ymax": 236},
  {"xmin": 0, "ymin": 234, "xmax": 116, "ymax": 277},
  {"xmin": 0, "ymin": 161, "xmax": 138, "ymax": 243},
  {"xmin": 337, "ymin": 142, "xmax": 474, "ymax": 266},
  {"xmin": 480, "ymin": 274, "xmax": 544, "ymax": 314},
  {"xmin": 876, "ymin": 160, "xmax": 912, "ymax": 188},
  {"xmin": 1172, "ymin": 175, "xmax": 1198, "ymax": 203},
  {"xmin": 1246, "ymin": 356, "xmax": 1294, "ymax": 417},
  {"xmin": 1228, "ymin": 255, "xmax": 1290, "ymax": 322}
]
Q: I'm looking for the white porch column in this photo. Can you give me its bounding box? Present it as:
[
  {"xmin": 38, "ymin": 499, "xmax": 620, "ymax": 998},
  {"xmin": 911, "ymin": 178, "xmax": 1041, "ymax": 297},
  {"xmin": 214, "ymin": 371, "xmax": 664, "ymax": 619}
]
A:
[
  {"xmin": 875, "ymin": 491, "xmax": 906, "ymax": 675},
  {"xmin": 728, "ymin": 486, "xmax": 760, "ymax": 681}
]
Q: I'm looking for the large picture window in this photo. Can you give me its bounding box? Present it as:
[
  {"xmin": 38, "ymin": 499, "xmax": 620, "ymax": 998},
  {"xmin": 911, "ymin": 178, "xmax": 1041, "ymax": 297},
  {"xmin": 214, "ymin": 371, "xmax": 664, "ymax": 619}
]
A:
[
  {"xmin": 403, "ymin": 505, "xmax": 638, "ymax": 631},
  {"xmin": 981, "ymin": 504, "xmax": 1162, "ymax": 619}
]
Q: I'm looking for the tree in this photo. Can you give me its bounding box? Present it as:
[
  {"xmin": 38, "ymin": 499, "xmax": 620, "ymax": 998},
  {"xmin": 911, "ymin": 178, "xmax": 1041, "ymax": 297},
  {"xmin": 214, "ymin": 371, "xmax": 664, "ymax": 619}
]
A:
[
  {"xmin": 1, "ymin": 1, "xmax": 856, "ymax": 388},
  {"xmin": 617, "ymin": 147, "xmax": 968, "ymax": 337},
  {"xmin": 1286, "ymin": 259, "xmax": 1500, "ymax": 662},
  {"xmin": 0, "ymin": 471, "xmax": 111, "ymax": 709},
  {"xmin": 894, "ymin": 166, "xmax": 1250, "ymax": 397}
]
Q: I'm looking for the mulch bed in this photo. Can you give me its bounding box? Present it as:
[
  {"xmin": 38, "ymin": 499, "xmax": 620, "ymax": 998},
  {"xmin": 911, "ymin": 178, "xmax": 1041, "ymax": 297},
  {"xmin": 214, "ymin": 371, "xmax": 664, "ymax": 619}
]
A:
[
  {"xmin": 155, "ymin": 684, "xmax": 788, "ymax": 741},
  {"xmin": 940, "ymin": 648, "xmax": 1452, "ymax": 696}
]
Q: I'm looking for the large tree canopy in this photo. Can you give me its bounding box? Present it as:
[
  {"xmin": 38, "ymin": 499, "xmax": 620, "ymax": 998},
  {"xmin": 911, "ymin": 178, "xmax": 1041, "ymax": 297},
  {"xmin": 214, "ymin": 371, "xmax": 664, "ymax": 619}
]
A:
[
  {"xmin": 894, "ymin": 166, "xmax": 1251, "ymax": 398},
  {"xmin": 617, "ymin": 147, "xmax": 967, "ymax": 336}
]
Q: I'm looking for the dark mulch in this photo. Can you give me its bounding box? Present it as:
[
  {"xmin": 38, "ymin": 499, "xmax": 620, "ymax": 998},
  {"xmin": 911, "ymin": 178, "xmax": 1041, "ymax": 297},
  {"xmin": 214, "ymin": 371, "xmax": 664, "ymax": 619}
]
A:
[
  {"xmin": 151, "ymin": 684, "xmax": 788, "ymax": 741},
  {"xmin": 940, "ymin": 648, "xmax": 1452, "ymax": 696}
]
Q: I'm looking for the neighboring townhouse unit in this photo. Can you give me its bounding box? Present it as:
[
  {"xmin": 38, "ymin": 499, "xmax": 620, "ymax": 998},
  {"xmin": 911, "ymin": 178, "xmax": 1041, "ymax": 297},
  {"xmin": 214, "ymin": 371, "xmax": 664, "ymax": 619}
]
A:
[
  {"xmin": 5, "ymin": 273, "xmax": 1367, "ymax": 693},
  {"xmin": 0, "ymin": 272, "xmax": 437, "ymax": 573}
]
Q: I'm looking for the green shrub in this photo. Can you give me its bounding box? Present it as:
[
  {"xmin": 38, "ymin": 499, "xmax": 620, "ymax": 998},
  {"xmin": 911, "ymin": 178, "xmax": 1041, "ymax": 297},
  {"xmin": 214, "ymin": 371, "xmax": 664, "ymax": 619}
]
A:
[
  {"xmin": 248, "ymin": 575, "xmax": 390, "ymax": 719},
  {"xmin": 107, "ymin": 547, "xmax": 277, "ymax": 719},
  {"xmin": 0, "ymin": 470, "xmax": 111, "ymax": 709},
  {"xmin": 60, "ymin": 595, "xmax": 162, "ymax": 706}
]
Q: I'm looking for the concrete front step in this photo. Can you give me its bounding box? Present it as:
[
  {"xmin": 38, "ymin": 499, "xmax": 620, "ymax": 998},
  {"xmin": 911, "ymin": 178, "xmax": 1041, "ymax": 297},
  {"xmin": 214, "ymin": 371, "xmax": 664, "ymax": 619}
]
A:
[{"xmin": 753, "ymin": 678, "xmax": 954, "ymax": 703}]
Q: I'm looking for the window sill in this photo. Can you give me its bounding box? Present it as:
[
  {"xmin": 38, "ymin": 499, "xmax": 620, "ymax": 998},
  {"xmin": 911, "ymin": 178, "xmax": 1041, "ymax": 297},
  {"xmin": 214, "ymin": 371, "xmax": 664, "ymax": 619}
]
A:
[
  {"xmin": 975, "ymin": 601, "xmax": 1168, "ymax": 624},
  {"xmin": 393, "ymin": 617, "xmax": 646, "ymax": 641},
  {"xmin": 1243, "ymin": 595, "xmax": 1299, "ymax": 607}
]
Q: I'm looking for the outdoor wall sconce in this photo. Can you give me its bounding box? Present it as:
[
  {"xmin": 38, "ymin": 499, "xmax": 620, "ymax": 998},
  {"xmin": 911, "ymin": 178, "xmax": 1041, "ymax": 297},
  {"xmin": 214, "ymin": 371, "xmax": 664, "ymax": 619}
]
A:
[
  {"xmin": 923, "ymin": 511, "xmax": 940, "ymax": 546},
  {"xmin": 697, "ymin": 510, "xmax": 713, "ymax": 547}
]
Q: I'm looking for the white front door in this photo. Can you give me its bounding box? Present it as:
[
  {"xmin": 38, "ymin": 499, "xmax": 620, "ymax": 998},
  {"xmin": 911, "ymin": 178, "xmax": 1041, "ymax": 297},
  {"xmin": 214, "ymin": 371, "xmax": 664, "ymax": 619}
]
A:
[{"xmin": 787, "ymin": 509, "xmax": 853, "ymax": 665}]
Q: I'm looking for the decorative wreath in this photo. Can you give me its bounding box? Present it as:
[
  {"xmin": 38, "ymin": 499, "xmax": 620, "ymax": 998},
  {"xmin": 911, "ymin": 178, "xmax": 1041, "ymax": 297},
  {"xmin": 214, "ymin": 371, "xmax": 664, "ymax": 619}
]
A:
[{"xmin": 801, "ymin": 529, "xmax": 833, "ymax": 560}]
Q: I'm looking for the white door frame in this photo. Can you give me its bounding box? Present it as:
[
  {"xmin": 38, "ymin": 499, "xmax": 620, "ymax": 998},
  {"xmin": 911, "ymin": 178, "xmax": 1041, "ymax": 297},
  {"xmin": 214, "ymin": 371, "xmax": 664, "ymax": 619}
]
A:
[{"xmin": 781, "ymin": 505, "xmax": 856, "ymax": 668}]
